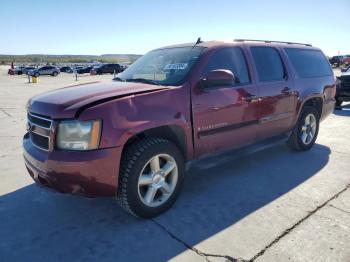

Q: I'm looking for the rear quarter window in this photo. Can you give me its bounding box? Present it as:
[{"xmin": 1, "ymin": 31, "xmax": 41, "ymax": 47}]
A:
[{"xmin": 285, "ymin": 48, "xmax": 332, "ymax": 78}]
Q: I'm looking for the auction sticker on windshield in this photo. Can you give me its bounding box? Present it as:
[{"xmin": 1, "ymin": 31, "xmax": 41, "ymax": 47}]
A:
[
  {"xmin": 133, "ymin": 74, "xmax": 166, "ymax": 80},
  {"xmin": 164, "ymin": 63, "xmax": 188, "ymax": 70}
]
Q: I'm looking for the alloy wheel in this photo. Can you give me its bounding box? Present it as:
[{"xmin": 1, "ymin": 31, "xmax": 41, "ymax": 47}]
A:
[
  {"xmin": 300, "ymin": 113, "xmax": 317, "ymax": 145},
  {"xmin": 137, "ymin": 154, "xmax": 178, "ymax": 207}
]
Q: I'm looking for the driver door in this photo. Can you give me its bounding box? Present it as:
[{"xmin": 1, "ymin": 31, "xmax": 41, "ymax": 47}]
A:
[{"xmin": 192, "ymin": 47, "xmax": 259, "ymax": 157}]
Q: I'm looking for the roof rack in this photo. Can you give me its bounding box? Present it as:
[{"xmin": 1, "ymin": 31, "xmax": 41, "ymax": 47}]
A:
[{"xmin": 234, "ymin": 39, "xmax": 312, "ymax": 47}]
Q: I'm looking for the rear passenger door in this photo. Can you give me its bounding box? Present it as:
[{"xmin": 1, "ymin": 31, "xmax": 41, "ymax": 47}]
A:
[
  {"xmin": 46, "ymin": 66, "xmax": 54, "ymax": 74},
  {"xmin": 108, "ymin": 64, "xmax": 114, "ymax": 73},
  {"xmin": 101, "ymin": 65, "xmax": 108, "ymax": 73},
  {"xmin": 40, "ymin": 66, "xmax": 49, "ymax": 75},
  {"xmin": 250, "ymin": 46, "xmax": 296, "ymax": 140}
]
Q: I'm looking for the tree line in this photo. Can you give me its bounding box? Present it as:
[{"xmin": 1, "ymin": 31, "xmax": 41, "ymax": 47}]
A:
[{"xmin": 0, "ymin": 54, "xmax": 141, "ymax": 64}]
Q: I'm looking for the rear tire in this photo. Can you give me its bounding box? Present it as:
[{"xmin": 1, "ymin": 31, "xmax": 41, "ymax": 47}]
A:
[
  {"xmin": 117, "ymin": 137, "xmax": 185, "ymax": 218},
  {"xmin": 287, "ymin": 106, "xmax": 319, "ymax": 151}
]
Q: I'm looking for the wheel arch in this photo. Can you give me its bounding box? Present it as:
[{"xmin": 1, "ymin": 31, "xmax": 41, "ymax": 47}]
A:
[
  {"xmin": 295, "ymin": 95, "xmax": 323, "ymax": 124},
  {"xmin": 301, "ymin": 96, "xmax": 323, "ymax": 117},
  {"xmin": 123, "ymin": 125, "xmax": 189, "ymax": 161}
]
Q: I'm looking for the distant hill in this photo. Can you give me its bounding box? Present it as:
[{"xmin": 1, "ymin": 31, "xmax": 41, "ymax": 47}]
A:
[{"xmin": 0, "ymin": 54, "xmax": 142, "ymax": 64}]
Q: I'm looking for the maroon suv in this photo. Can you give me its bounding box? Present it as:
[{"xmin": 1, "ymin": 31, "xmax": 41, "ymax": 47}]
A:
[{"xmin": 23, "ymin": 39, "xmax": 335, "ymax": 218}]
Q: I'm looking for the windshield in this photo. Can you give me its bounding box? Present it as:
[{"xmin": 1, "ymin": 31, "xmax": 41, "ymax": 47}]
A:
[{"xmin": 117, "ymin": 46, "xmax": 204, "ymax": 86}]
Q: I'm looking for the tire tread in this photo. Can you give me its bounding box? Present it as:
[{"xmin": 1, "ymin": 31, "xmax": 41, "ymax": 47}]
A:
[
  {"xmin": 287, "ymin": 106, "xmax": 319, "ymax": 151},
  {"xmin": 117, "ymin": 137, "xmax": 175, "ymax": 217}
]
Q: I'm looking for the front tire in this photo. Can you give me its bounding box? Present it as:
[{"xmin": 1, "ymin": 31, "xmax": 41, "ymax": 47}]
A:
[
  {"xmin": 117, "ymin": 137, "xmax": 185, "ymax": 218},
  {"xmin": 287, "ymin": 106, "xmax": 319, "ymax": 151}
]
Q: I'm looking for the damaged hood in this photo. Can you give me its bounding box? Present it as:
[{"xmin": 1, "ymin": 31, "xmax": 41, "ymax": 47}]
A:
[{"xmin": 28, "ymin": 81, "xmax": 169, "ymax": 119}]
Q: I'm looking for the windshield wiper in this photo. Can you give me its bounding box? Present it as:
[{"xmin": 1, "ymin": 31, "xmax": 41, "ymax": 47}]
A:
[{"xmin": 125, "ymin": 78, "xmax": 161, "ymax": 86}]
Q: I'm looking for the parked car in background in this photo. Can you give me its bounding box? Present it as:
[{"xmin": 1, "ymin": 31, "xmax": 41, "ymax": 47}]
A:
[
  {"xmin": 343, "ymin": 56, "xmax": 350, "ymax": 66},
  {"xmin": 329, "ymin": 55, "xmax": 346, "ymax": 67},
  {"xmin": 76, "ymin": 66, "xmax": 93, "ymax": 74},
  {"xmin": 90, "ymin": 63, "xmax": 122, "ymax": 75},
  {"xmin": 70, "ymin": 66, "xmax": 83, "ymax": 73},
  {"xmin": 22, "ymin": 66, "xmax": 36, "ymax": 75},
  {"xmin": 28, "ymin": 66, "xmax": 60, "ymax": 77},
  {"xmin": 60, "ymin": 66, "xmax": 73, "ymax": 73},
  {"xmin": 8, "ymin": 66, "xmax": 26, "ymax": 75},
  {"xmin": 23, "ymin": 39, "xmax": 335, "ymax": 218},
  {"xmin": 336, "ymin": 65, "xmax": 350, "ymax": 106}
]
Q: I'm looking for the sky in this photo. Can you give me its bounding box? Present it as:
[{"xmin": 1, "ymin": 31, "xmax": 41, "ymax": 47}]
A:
[{"xmin": 1, "ymin": 0, "xmax": 349, "ymax": 56}]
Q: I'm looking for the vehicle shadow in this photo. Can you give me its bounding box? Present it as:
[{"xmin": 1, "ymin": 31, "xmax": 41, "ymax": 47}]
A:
[{"xmin": 0, "ymin": 143, "xmax": 330, "ymax": 261}]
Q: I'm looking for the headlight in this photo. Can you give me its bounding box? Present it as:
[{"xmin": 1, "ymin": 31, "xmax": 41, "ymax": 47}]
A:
[{"xmin": 56, "ymin": 119, "xmax": 101, "ymax": 150}]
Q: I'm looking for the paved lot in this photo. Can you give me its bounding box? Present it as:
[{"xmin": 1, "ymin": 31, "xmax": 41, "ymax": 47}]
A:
[{"xmin": 0, "ymin": 66, "xmax": 349, "ymax": 262}]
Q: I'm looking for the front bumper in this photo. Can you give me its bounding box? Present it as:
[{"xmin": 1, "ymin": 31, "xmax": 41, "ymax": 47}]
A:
[
  {"xmin": 336, "ymin": 89, "xmax": 350, "ymax": 102},
  {"xmin": 23, "ymin": 133, "xmax": 122, "ymax": 197}
]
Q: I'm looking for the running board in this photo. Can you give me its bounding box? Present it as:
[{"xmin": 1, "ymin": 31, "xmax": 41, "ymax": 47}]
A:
[{"xmin": 186, "ymin": 132, "xmax": 290, "ymax": 171}]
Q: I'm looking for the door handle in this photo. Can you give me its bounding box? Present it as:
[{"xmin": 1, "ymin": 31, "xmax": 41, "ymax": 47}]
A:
[{"xmin": 242, "ymin": 95, "xmax": 261, "ymax": 103}]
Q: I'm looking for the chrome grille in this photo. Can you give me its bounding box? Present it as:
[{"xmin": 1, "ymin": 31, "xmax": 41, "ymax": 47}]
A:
[
  {"xmin": 27, "ymin": 113, "xmax": 52, "ymax": 151},
  {"xmin": 340, "ymin": 76, "xmax": 350, "ymax": 90}
]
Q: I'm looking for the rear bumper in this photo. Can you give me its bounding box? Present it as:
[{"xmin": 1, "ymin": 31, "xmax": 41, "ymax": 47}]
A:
[
  {"xmin": 23, "ymin": 133, "xmax": 122, "ymax": 197},
  {"xmin": 320, "ymin": 98, "xmax": 335, "ymax": 122}
]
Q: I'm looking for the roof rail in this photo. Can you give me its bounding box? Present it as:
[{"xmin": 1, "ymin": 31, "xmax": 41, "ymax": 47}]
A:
[{"xmin": 234, "ymin": 39, "xmax": 312, "ymax": 47}]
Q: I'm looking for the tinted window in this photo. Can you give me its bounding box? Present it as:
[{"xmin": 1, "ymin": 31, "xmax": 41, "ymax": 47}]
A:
[
  {"xmin": 204, "ymin": 48, "xmax": 250, "ymax": 84},
  {"xmin": 285, "ymin": 48, "xmax": 332, "ymax": 78},
  {"xmin": 251, "ymin": 47, "xmax": 285, "ymax": 82}
]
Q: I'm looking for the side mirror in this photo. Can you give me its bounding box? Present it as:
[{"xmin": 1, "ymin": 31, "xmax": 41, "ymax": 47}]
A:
[
  {"xmin": 201, "ymin": 69, "xmax": 235, "ymax": 89},
  {"xmin": 341, "ymin": 68, "xmax": 346, "ymax": 72}
]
